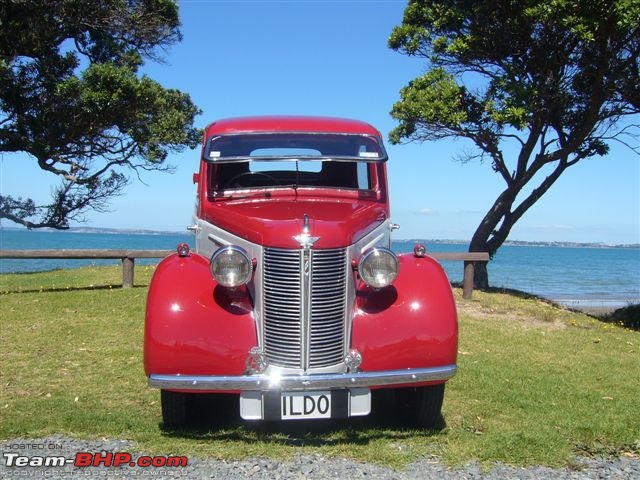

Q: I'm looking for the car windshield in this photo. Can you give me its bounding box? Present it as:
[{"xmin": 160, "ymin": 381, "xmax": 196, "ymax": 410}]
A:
[
  {"xmin": 205, "ymin": 133, "xmax": 384, "ymax": 192},
  {"xmin": 204, "ymin": 133, "xmax": 387, "ymax": 162},
  {"xmin": 211, "ymin": 159, "xmax": 373, "ymax": 191}
]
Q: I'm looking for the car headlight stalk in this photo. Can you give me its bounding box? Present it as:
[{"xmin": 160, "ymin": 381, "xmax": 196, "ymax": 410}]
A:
[
  {"xmin": 210, "ymin": 245, "xmax": 253, "ymax": 288},
  {"xmin": 357, "ymin": 247, "xmax": 399, "ymax": 289}
]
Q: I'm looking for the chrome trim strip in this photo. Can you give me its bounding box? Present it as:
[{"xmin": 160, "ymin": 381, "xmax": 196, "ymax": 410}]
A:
[
  {"xmin": 301, "ymin": 247, "xmax": 311, "ymax": 370},
  {"xmin": 360, "ymin": 232, "xmax": 386, "ymax": 254},
  {"xmin": 149, "ymin": 364, "xmax": 456, "ymax": 391},
  {"xmin": 207, "ymin": 233, "xmax": 231, "ymax": 247}
]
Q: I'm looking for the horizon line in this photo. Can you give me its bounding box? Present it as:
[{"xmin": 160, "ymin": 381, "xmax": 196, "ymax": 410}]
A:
[{"xmin": 1, "ymin": 225, "xmax": 638, "ymax": 248}]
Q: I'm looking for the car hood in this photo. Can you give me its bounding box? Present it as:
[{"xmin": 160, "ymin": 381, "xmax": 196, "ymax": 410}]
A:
[{"xmin": 203, "ymin": 197, "xmax": 388, "ymax": 249}]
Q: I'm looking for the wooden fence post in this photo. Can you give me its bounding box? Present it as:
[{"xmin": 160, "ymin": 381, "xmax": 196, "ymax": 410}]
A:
[
  {"xmin": 462, "ymin": 261, "xmax": 474, "ymax": 300},
  {"xmin": 122, "ymin": 257, "xmax": 134, "ymax": 288}
]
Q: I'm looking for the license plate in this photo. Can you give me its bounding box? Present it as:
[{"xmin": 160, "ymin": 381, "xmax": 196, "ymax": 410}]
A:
[
  {"xmin": 239, "ymin": 389, "xmax": 368, "ymax": 421},
  {"xmin": 280, "ymin": 391, "xmax": 331, "ymax": 420}
]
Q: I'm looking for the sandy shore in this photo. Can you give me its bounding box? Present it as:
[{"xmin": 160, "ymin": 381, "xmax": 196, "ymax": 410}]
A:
[{"xmin": 554, "ymin": 299, "xmax": 630, "ymax": 316}]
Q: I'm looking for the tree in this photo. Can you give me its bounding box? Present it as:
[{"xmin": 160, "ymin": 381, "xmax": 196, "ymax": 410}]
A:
[
  {"xmin": 0, "ymin": 0, "xmax": 201, "ymax": 229},
  {"xmin": 388, "ymin": 0, "xmax": 639, "ymax": 287}
]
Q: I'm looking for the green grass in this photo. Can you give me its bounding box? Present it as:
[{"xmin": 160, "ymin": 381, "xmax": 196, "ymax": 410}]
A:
[{"xmin": 1, "ymin": 267, "xmax": 638, "ymax": 469}]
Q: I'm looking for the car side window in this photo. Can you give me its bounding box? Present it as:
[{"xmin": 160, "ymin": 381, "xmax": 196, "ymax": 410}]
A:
[{"xmin": 357, "ymin": 162, "xmax": 371, "ymax": 189}]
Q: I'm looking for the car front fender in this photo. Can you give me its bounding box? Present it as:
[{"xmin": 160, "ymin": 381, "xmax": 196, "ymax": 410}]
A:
[
  {"xmin": 351, "ymin": 253, "xmax": 458, "ymax": 374},
  {"xmin": 143, "ymin": 253, "xmax": 257, "ymax": 377}
]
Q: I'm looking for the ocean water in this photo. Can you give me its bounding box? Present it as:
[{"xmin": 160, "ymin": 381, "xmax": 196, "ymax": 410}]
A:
[
  {"xmin": 1, "ymin": 229, "xmax": 638, "ymax": 309},
  {"xmin": 0, "ymin": 229, "xmax": 192, "ymax": 273},
  {"xmin": 395, "ymin": 241, "xmax": 640, "ymax": 309}
]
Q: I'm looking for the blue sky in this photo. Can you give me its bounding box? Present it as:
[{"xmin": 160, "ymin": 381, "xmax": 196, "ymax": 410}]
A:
[{"xmin": 1, "ymin": 0, "xmax": 638, "ymax": 244}]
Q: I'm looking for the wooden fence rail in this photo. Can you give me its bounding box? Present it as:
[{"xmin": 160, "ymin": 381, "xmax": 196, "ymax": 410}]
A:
[
  {"xmin": 0, "ymin": 249, "xmax": 172, "ymax": 288},
  {"xmin": 428, "ymin": 252, "xmax": 490, "ymax": 299},
  {"xmin": 0, "ymin": 249, "xmax": 490, "ymax": 298}
]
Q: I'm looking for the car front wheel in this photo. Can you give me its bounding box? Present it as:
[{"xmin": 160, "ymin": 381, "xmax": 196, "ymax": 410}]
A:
[
  {"xmin": 161, "ymin": 390, "xmax": 193, "ymax": 429},
  {"xmin": 394, "ymin": 383, "xmax": 445, "ymax": 428}
]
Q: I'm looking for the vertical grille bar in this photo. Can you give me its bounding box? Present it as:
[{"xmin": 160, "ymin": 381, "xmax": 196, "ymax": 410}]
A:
[{"xmin": 263, "ymin": 247, "xmax": 347, "ymax": 370}]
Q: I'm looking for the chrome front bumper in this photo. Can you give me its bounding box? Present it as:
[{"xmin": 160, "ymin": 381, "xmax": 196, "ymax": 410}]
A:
[{"xmin": 148, "ymin": 364, "xmax": 456, "ymax": 391}]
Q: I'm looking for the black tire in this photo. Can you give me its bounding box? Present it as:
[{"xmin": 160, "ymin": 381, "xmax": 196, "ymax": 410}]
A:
[
  {"xmin": 395, "ymin": 383, "xmax": 445, "ymax": 428},
  {"xmin": 161, "ymin": 390, "xmax": 192, "ymax": 429}
]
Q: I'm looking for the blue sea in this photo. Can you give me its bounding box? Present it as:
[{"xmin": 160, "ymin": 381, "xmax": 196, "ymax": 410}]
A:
[{"xmin": 1, "ymin": 229, "xmax": 639, "ymax": 310}]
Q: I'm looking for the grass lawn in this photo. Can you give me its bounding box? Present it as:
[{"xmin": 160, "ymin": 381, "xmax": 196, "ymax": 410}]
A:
[{"xmin": 1, "ymin": 266, "xmax": 638, "ymax": 468}]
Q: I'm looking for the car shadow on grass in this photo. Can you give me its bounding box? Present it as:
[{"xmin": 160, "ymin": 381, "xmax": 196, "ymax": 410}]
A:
[
  {"xmin": 0, "ymin": 284, "xmax": 147, "ymax": 294},
  {"xmin": 159, "ymin": 390, "xmax": 446, "ymax": 447}
]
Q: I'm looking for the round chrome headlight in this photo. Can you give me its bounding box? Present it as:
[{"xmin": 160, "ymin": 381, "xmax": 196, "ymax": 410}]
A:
[
  {"xmin": 358, "ymin": 247, "xmax": 399, "ymax": 289},
  {"xmin": 210, "ymin": 246, "xmax": 252, "ymax": 288}
]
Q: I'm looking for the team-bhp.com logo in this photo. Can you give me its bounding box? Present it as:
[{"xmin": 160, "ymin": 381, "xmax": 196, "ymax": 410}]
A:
[{"xmin": 3, "ymin": 451, "xmax": 188, "ymax": 468}]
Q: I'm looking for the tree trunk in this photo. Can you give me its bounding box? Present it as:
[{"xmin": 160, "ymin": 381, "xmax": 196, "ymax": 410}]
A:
[
  {"xmin": 468, "ymin": 196, "xmax": 506, "ymax": 290},
  {"xmin": 472, "ymin": 260, "xmax": 490, "ymax": 290},
  {"xmin": 469, "ymin": 228, "xmax": 494, "ymax": 290},
  {"xmin": 468, "ymin": 189, "xmax": 517, "ymax": 290},
  {"xmin": 467, "ymin": 158, "xmax": 574, "ymax": 290}
]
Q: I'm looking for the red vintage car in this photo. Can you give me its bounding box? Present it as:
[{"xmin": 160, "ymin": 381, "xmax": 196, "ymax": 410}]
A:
[{"xmin": 144, "ymin": 116, "xmax": 457, "ymax": 428}]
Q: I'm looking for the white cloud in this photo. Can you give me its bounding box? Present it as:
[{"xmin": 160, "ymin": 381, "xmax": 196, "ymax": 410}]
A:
[{"xmin": 415, "ymin": 208, "xmax": 438, "ymax": 216}]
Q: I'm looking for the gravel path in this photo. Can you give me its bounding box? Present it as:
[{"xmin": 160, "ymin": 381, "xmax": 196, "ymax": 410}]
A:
[{"xmin": 1, "ymin": 435, "xmax": 639, "ymax": 479}]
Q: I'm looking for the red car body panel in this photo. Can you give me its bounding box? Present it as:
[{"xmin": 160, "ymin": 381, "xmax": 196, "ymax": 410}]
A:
[
  {"xmin": 203, "ymin": 116, "xmax": 384, "ymax": 137},
  {"xmin": 199, "ymin": 197, "xmax": 388, "ymax": 249}
]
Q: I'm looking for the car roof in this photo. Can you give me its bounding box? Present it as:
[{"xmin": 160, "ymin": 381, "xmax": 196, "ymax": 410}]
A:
[{"xmin": 204, "ymin": 116, "xmax": 383, "ymax": 137}]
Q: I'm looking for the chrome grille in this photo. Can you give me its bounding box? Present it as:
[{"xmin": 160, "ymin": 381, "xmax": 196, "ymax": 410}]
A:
[
  {"xmin": 263, "ymin": 247, "xmax": 347, "ymax": 370},
  {"xmin": 263, "ymin": 248, "xmax": 302, "ymax": 368},
  {"xmin": 309, "ymin": 249, "xmax": 347, "ymax": 368}
]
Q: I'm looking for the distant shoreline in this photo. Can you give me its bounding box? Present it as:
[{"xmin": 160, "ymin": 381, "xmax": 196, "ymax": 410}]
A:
[
  {"xmin": 0, "ymin": 226, "xmax": 188, "ymax": 237},
  {"xmin": 403, "ymin": 238, "xmax": 640, "ymax": 249},
  {"xmin": 1, "ymin": 227, "xmax": 638, "ymax": 249}
]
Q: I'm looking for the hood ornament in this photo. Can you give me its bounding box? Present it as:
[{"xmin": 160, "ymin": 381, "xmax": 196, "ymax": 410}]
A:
[{"xmin": 294, "ymin": 214, "xmax": 319, "ymax": 247}]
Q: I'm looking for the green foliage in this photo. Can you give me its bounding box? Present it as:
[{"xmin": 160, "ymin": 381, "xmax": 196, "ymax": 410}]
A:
[
  {"xmin": 1, "ymin": 267, "xmax": 639, "ymax": 468},
  {"xmin": 389, "ymin": 0, "xmax": 639, "ymax": 145},
  {"xmin": 0, "ymin": 0, "xmax": 201, "ymax": 229},
  {"xmin": 388, "ymin": 0, "xmax": 640, "ymax": 286},
  {"xmin": 389, "ymin": 68, "xmax": 467, "ymax": 144}
]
